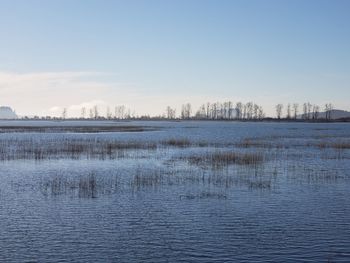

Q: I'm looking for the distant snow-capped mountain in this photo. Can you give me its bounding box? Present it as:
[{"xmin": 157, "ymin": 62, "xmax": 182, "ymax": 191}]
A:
[
  {"xmin": 0, "ymin": 106, "xmax": 18, "ymax": 119},
  {"xmin": 297, "ymin": 109, "xmax": 350, "ymax": 120},
  {"xmin": 316, "ymin": 109, "xmax": 350, "ymax": 119}
]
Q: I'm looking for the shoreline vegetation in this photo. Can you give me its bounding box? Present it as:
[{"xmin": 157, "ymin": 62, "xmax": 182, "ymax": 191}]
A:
[
  {"xmin": 0, "ymin": 117, "xmax": 349, "ymax": 123},
  {"xmin": 0, "ymin": 125, "xmax": 158, "ymax": 133},
  {"xmin": 0, "ymin": 121, "xmax": 348, "ymax": 208},
  {"xmin": 2, "ymin": 101, "xmax": 350, "ymax": 122},
  {"xmin": 0, "ymin": 135, "xmax": 348, "ymax": 161}
]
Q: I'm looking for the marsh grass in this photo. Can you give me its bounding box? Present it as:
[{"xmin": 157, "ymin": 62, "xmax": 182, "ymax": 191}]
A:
[
  {"xmin": 180, "ymin": 191, "xmax": 227, "ymax": 200},
  {"xmin": 161, "ymin": 138, "xmax": 191, "ymax": 147},
  {"xmin": 0, "ymin": 137, "xmax": 216, "ymax": 161},
  {"xmin": 183, "ymin": 151, "xmax": 264, "ymax": 168},
  {"xmin": 41, "ymin": 172, "xmax": 119, "ymax": 198},
  {"xmin": 248, "ymin": 180, "xmax": 271, "ymax": 189},
  {"xmin": 0, "ymin": 125, "xmax": 157, "ymax": 133},
  {"xmin": 0, "ymin": 136, "xmax": 219, "ymax": 161},
  {"xmin": 78, "ymin": 173, "xmax": 97, "ymax": 198},
  {"xmin": 0, "ymin": 138, "xmax": 157, "ymax": 161},
  {"xmin": 317, "ymin": 141, "xmax": 350, "ymax": 150},
  {"xmin": 161, "ymin": 138, "xmax": 210, "ymax": 148},
  {"xmin": 2, "ymin": 131, "xmax": 347, "ymax": 197},
  {"xmin": 131, "ymin": 168, "xmax": 164, "ymax": 189},
  {"xmin": 237, "ymin": 138, "xmax": 271, "ymax": 148}
]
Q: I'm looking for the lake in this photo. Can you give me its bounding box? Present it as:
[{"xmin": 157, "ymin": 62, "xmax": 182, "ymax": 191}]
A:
[{"xmin": 0, "ymin": 120, "xmax": 349, "ymax": 262}]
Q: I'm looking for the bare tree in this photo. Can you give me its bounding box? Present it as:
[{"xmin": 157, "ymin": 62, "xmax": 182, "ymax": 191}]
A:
[
  {"xmin": 125, "ymin": 108, "xmax": 131, "ymax": 119},
  {"xmin": 89, "ymin": 108, "xmax": 94, "ymax": 119},
  {"xmin": 211, "ymin": 103, "xmax": 217, "ymax": 120},
  {"xmin": 227, "ymin": 101, "xmax": 233, "ymax": 119},
  {"xmin": 303, "ymin": 103, "xmax": 308, "ymax": 119},
  {"xmin": 93, "ymin": 105, "xmax": 99, "ymax": 119},
  {"xmin": 243, "ymin": 104, "xmax": 247, "ymax": 120},
  {"xmin": 312, "ymin": 105, "xmax": 320, "ymax": 120},
  {"xmin": 258, "ymin": 106, "xmax": 264, "ymax": 120},
  {"xmin": 206, "ymin": 102, "xmax": 210, "ymax": 119},
  {"xmin": 311, "ymin": 105, "xmax": 319, "ymax": 119},
  {"xmin": 325, "ymin": 103, "xmax": 333, "ymax": 120},
  {"xmin": 324, "ymin": 104, "xmax": 329, "ymax": 120},
  {"xmin": 181, "ymin": 103, "xmax": 192, "ymax": 119},
  {"xmin": 235, "ymin": 102, "xmax": 243, "ymax": 120},
  {"xmin": 62, "ymin": 108, "xmax": 67, "ymax": 119},
  {"xmin": 166, "ymin": 106, "xmax": 171, "ymax": 119},
  {"xmin": 253, "ymin": 104, "xmax": 259, "ymax": 119},
  {"xmin": 246, "ymin": 102, "xmax": 253, "ymax": 119},
  {"xmin": 286, "ymin": 103, "xmax": 291, "ymax": 119},
  {"xmin": 114, "ymin": 105, "xmax": 126, "ymax": 119},
  {"xmin": 81, "ymin": 107, "xmax": 86, "ymax": 119},
  {"xmin": 293, "ymin": 103, "xmax": 299, "ymax": 119},
  {"xmin": 166, "ymin": 106, "xmax": 176, "ymax": 119},
  {"xmin": 106, "ymin": 106, "xmax": 112, "ymax": 119},
  {"xmin": 275, "ymin": 104, "xmax": 283, "ymax": 119},
  {"xmin": 307, "ymin": 102, "xmax": 312, "ymax": 120},
  {"xmin": 329, "ymin": 103, "xmax": 333, "ymax": 119},
  {"xmin": 196, "ymin": 104, "xmax": 206, "ymax": 119},
  {"xmin": 181, "ymin": 105, "xmax": 185, "ymax": 119}
]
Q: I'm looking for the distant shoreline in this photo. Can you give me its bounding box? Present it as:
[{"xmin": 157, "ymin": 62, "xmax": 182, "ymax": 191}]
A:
[{"xmin": 0, "ymin": 118, "xmax": 349, "ymax": 123}]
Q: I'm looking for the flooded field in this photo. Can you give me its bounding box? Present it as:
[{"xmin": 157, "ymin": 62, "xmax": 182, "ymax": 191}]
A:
[{"xmin": 0, "ymin": 120, "xmax": 349, "ymax": 262}]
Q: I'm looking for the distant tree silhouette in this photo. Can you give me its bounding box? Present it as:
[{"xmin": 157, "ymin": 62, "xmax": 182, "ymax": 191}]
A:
[
  {"xmin": 303, "ymin": 103, "xmax": 308, "ymax": 120},
  {"xmin": 62, "ymin": 108, "xmax": 67, "ymax": 119},
  {"xmin": 307, "ymin": 102, "xmax": 312, "ymax": 120},
  {"xmin": 89, "ymin": 108, "xmax": 94, "ymax": 119},
  {"xmin": 293, "ymin": 103, "xmax": 299, "ymax": 119},
  {"xmin": 165, "ymin": 106, "xmax": 176, "ymax": 119},
  {"xmin": 106, "ymin": 106, "xmax": 112, "ymax": 119},
  {"xmin": 114, "ymin": 105, "xmax": 126, "ymax": 119},
  {"xmin": 258, "ymin": 106, "xmax": 264, "ymax": 119},
  {"xmin": 312, "ymin": 105, "xmax": 320, "ymax": 119},
  {"xmin": 235, "ymin": 102, "xmax": 243, "ymax": 120},
  {"xmin": 81, "ymin": 107, "xmax": 86, "ymax": 119},
  {"xmin": 275, "ymin": 104, "xmax": 283, "ymax": 119},
  {"xmin": 93, "ymin": 105, "xmax": 99, "ymax": 119},
  {"xmin": 324, "ymin": 103, "xmax": 333, "ymax": 120},
  {"xmin": 286, "ymin": 104, "xmax": 291, "ymax": 119},
  {"xmin": 181, "ymin": 103, "xmax": 192, "ymax": 119}
]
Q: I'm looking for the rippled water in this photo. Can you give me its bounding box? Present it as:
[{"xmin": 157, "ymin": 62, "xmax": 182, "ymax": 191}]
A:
[{"xmin": 0, "ymin": 121, "xmax": 349, "ymax": 262}]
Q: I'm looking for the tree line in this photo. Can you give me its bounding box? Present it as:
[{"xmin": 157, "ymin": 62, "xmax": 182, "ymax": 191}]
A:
[
  {"xmin": 275, "ymin": 102, "xmax": 334, "ymax": 120},
  {"xmin": 53, "ymin": 101, "xmax": 335, "ymax": 121}
]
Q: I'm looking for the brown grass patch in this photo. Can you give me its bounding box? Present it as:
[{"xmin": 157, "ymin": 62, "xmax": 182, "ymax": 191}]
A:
[
  {"xmin": 162, "ymin": 138, "xmax": 191, "ymax": 147},
  {"xmin": 184, "ymin": 151, "xmax": 264, "ymax": 167},
  {"xmin": 316, "ymin": 141, "xmax": 350, "ymax": 149}
]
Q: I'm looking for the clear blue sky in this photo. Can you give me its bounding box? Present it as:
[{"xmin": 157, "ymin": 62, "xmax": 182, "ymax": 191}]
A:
[{"xmin": 0, "ymin": 0, "xmax": 349, "ymax": 117}]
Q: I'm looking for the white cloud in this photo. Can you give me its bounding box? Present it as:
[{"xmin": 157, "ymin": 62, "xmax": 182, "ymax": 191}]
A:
[
  {"xmin": 0, "ymin": 71, "xmax": 132, "ymax": 117},
  {"xmin": 68, "ymin": 100, "xmax": 107, "ymax": 111},
  {"xmin": 0, "ymin": 71, "xmax": 279, "ymax": 117},
  {"xmin": 2, "ymin": 70, "xmax": 344, "ymax": 117},
  {"xmin": 49, "ymin": 106, "xmax": 61, "ymax": 112}
]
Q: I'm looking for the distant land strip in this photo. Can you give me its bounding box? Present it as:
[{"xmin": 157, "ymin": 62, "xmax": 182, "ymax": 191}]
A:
[{"xmin": 0, "ymin": 125, "xmax": 159, "ymax": 133}]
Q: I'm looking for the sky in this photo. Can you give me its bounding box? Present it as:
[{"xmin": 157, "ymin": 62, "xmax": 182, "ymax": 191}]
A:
[{"xmin": 0, "ymin": 0, "xmax": 349, "ymax": 117}]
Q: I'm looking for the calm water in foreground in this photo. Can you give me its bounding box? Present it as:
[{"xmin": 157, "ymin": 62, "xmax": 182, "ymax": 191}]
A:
[{"xmin": 0, "ymin": 120, "xmax": 349, "ymax": 262}]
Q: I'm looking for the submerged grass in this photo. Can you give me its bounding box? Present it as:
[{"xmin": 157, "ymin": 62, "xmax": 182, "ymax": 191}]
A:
[
  {"xmin": 0, "ymin": 137, "xmax": 214, "ymax": 161},
  {"xmin": 41, "ymin": 172, "xmax": 119, "ymax": 198},
  {"xmin": 161, "ymin": 138, "xmax": 192, "ymax": 147},
  {"xmin": 237, "ymin": 138, "xmax": 271, "ymax": 148},
  {"xmin": 180, "ymin": 191, "xmax": 227, "ymax": 200},
  {"xmin": 131, "ymin": 168, "xmax": 164, "ymax": 188},
  {"xmin": 183, "ymin": 151, "xmax": 264, "ymax": 168},
  {"xmin": 248, "ymin": 180, "xmax": 271, "ymax": 190},
  {"xmin": 0, "ymin": 138, "xmax": 157, "ymax": 161},
  {"xmin": 0, "ymin": 125, "xmax": 157, "ymax": 133},
  {"xmin": 316, "ymin": 141, "xmax": 350, "ymax": 150},
  {"xmin": 161, "ymin": 138, "xmax": 209, "ymax": 148}
]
